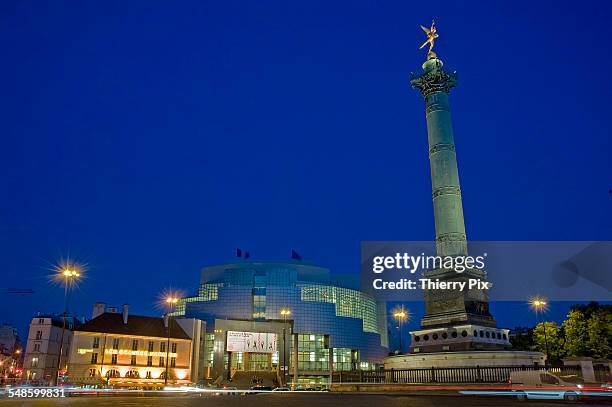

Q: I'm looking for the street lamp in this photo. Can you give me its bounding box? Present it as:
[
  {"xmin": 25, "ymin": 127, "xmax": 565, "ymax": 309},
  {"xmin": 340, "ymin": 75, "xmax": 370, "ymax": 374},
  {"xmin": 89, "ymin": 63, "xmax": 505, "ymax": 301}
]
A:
[
  {"xmin": 280, "ymin": 308, "xmax": 291, "ymax": 387},
  {"xmin": 54, "ymin": 266, "xmax": 80, "ymax": 386},
  {"xmin": 164, "ymin": 296, "xmax": 179, "ymax": 386},
  {"xmin": 530, "ymin": 296, "xmax": 550, "ymax": 364},
  {"xmin": 392, "ymin": 307, "xmax": 410, "ymax": 354}
]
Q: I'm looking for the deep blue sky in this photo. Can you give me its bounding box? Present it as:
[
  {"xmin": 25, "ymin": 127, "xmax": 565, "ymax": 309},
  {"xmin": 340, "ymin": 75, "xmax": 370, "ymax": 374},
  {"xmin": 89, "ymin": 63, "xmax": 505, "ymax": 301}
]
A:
[{"xmin": 1, "ymin": 1, "xmax": 611, "ymax": 341}]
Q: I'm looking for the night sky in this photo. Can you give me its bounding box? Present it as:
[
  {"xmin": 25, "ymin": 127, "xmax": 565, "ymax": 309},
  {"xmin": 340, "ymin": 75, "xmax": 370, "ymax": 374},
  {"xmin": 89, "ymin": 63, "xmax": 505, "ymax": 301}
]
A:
[{"xmin": 1, "ymin": 1, "xmax": 611, "ymax": 343}]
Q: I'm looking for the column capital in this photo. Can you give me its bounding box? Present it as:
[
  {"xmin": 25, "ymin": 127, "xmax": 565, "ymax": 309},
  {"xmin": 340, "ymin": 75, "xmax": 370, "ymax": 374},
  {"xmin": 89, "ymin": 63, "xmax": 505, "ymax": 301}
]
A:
[{"xmin": 411, "ymin": 58, "xmax": 457, "ymax": 98}]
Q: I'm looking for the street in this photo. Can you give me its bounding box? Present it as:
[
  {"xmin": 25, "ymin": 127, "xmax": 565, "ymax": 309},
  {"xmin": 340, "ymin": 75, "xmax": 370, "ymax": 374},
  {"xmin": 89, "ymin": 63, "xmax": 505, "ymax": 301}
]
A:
[{"xmin": 1, "ymin": 394, "xmax": 611, "ymax": 407}]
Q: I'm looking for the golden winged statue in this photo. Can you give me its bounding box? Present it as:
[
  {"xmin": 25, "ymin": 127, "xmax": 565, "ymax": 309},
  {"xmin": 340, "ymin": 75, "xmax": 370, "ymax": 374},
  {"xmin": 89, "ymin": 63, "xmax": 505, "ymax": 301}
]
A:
[{"xmin": 419, "ymin": 20, "xmax": 438, "ymax": 54}]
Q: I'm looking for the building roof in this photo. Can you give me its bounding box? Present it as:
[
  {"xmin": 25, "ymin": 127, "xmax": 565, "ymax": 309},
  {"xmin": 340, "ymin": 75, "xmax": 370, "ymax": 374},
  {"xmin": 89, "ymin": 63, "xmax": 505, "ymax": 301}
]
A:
[
  {"xmin": 75, "ymin": 313, "xmax": 191, "ymax": 340},
  {"xmin": 32, "ymin": 314, "xmax": 83, "ymax": 329}
]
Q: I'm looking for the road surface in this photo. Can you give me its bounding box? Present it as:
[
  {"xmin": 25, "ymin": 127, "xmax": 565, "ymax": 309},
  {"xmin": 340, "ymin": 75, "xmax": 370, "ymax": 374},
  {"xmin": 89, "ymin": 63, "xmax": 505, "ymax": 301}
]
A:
[{"xmin": 1, "ymin": 394, "xmax": 611, "ymax": 406}]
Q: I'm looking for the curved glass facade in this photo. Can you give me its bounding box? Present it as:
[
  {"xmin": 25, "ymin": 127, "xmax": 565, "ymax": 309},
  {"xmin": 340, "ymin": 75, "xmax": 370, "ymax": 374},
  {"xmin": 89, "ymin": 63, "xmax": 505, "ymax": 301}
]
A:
[{"xmin": 173, "ymin": 261, "xmax": 388, "ymax": 374}]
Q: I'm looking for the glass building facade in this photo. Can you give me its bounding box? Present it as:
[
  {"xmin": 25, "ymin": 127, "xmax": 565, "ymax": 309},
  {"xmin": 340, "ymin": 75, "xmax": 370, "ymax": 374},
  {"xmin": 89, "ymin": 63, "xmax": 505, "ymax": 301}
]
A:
[{"xmin": 171, "ymin": 261, "xmax": 388, "ymax": 382}]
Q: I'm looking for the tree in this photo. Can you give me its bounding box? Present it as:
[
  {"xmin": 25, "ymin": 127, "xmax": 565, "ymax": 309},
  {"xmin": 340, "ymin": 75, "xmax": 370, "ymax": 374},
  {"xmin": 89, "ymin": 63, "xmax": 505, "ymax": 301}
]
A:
[
  {"xmin": 510, "ymin": 329, "xmax": 534, "ymax": 351},
  {"xmin": 533, "ymin": 321, "xmax": 564, "ymax": 363},
  {"xmin": 563, "ymin": 309, "xmax": 589, "ymax": 356},
  {"xmin": 586, "ymin": 309, "xmax": 612, "ymax": 359}
]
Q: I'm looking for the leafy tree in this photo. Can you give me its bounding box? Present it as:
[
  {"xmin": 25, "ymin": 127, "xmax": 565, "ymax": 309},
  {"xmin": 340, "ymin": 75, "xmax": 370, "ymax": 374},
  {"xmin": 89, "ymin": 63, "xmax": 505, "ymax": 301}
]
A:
[
  {"xmin": 533, "ymin": 321, "xmax": 564, "ymax": 363},
  {"xmin": 563, "ymin": 309, "xmax": 589, "ymax": 356},
  {"xmin": 570, "ymin": 302, "xmax": 612, "ymax": 320},
  {"xmin": 586, "ymin": 309, "xmax": 612, "ymax": 359}
]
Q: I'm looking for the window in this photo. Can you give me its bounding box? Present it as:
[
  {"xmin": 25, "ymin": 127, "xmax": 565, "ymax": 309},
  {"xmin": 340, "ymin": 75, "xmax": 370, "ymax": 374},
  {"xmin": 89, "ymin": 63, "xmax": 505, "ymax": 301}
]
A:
[
  {"xmin": 130, "ymin": 355, "xmax": 137, "ymax": 365},
  {"xmin": 160, "ymin": 342, "xmax": 166, "ymax": 352},
  {"xmin": 170, "ymin": 357, "xmax": 176, "ymax": 367},
  {"xmin": 147, "ymin": 356, "xmax": 152, "ymax": 366},
  {"xmin": 541, "ymin": 373, "xmax": 559, "ymax": 385},
  {"xmin": 148, "ymin": 341, "xmax": 154, "ymax": 352},
  {"xmin": 159, "ymin": 357, "xmax": 165, "ymax": 367},
  {"xmin": 111, "ymin": 354, "xmax": 117, "ymax": 364},
  {"xmin": 125, "ymin": 370, "xmax": 140, "ymax": 378},
  {"xmin": 299, "ymin": 284, "xmax": 379, "ymax": 334},
  {"xmin": 112, "ymin": 338, "xmax": 119, "ymax": 349},
  {"xmin": 146, "ymin": 371, "xmax": 152, "ymax": 379},
  {"xmin": 31, "ymin": 357, "xmax": 39, "ymax": 367},
  {"xmin": 38, "ymin": 318, "xmax": 44, "ymax": 324},
  {"xmin": 88, "ymin": 368, "xmax": 97, "ymax": 377},
  {"xmin": 132, "ymin": 340, "xmax": 138, "ymax": 351},
  {"xmin": 297, "ymin": 334, "xmax": 330, "ymax": 371},
  {"xmin": 252, "ymin": 291, "xmax": 266, "ymax": 319},
  {"xmin": 33, "ymin": 342, "xmax": 41, "ymax": 352},
  {"xmin": 35, "ymin": 331, "xmax": 42, "ymax": 340},
  {"xmin": 91, "ymin": 353, "xmax": 98, "ymax": 364},
  {"xmin": 106, "ymin": 369, "xmax": 120, "ymax": 378},
  {"xmin": 171, "ymin": 343, "xmax": 177, "ymax": 353},
  {"xmin": 93, "ymin": 337, "xmax": 100, "ymax": 348}
]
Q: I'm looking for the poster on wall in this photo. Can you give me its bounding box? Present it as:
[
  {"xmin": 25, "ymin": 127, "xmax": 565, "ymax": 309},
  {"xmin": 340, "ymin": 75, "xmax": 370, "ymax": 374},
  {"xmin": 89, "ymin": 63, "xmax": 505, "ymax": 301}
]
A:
[{"xmin": 226, "ymin": 331, "xmax": 278, "ymax": 353}]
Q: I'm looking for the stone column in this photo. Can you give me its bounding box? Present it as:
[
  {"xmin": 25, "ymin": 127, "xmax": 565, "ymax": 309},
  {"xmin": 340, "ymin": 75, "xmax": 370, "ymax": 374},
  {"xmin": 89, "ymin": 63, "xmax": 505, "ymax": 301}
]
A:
[
  {"xmin": 563, "ymin": 357, "xmax": 596, "ymax": 383},
  {"xmin": 411, "ymin": 55, "xmax": 466, "ymax": 257},
  {"xmin": 410, "ymin": 53, "xmax": 497, "ymax": 336}
]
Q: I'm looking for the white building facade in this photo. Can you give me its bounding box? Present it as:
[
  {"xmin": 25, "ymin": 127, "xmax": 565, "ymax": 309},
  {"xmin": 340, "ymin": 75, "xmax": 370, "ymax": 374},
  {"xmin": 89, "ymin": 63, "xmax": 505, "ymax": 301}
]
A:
[
  {"xmin": 67, "ymin": 303, "xmax": 204, "ymax": 388},
  {"xmin": 23, "ymin": 315, "xmax": 76, "ymax": 384}
]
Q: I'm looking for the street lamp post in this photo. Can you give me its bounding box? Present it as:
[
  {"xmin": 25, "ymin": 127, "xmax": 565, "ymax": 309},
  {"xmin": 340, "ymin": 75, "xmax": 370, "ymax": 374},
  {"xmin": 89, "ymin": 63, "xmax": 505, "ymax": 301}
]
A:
[
  {"xmin": 280, "ymin": 308, "xmax": 291, "ymax": 387},
  {"xmin": 393, "ymin": 308, "xmax": 409, "ymax": 354},
  {"xmin": 530, "ymin": 297, "xmax": 550, "ymax": 364},
  {"xmin": 164, "ymin": 296, "xmax": 178, "ymax": 386},
  {"xmin": 54, "ymin": 267, "xmax": 80, "ymax": 386}
]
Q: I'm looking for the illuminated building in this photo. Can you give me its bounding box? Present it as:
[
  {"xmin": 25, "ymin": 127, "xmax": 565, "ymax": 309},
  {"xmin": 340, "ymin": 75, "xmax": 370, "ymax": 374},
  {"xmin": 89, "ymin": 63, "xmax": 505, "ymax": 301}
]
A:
[
  {"xmin": 67, "ymin": 303, "xmax": 204, "ymax": 388},
  {"xmin": 171, "ymin": 260, "xmax": 388, "ymax": 387},
  {"xmin": 23, "ymin": 314, "xmax": 80, "ymax": 385},
  {"xmin": 0, "ymin": 324, "xmax": 22, "ymax": 383}
]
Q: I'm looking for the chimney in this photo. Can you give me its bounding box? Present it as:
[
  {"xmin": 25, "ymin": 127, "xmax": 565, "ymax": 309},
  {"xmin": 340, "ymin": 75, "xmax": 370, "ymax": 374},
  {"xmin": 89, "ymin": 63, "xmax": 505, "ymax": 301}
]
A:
[
  {"xmin": 92, "ymin": 302, "xmax": 106, "ymax": 319},
  {"xmin": 122, "ymin": 304, "xmax": 129, "ymax": 325}
]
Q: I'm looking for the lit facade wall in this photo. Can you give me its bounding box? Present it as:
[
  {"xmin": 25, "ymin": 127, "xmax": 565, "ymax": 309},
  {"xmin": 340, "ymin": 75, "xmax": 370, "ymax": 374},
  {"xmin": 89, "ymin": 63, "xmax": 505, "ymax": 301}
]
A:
[
  {"xmin": 173, "ymin": 261, "xmax": 388, "ymax": 374},
  {"xmin": 23, "ymin": 316, "xmax": 74, "ymax": 385},
  {"xmin": 67, "ymin": 332, "xmax": 192, "ymax": 387}
]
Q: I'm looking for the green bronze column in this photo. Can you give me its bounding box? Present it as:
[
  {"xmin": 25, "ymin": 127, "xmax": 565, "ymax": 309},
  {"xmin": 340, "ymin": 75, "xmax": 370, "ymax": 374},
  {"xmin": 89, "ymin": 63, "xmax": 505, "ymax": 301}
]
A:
[
  {"xmin": 411, "ymin": 54, "xmax": 467, "ymax": 257},
  {"xmin": 406, "ymin": 23, "xmax": 503, "ymax": 351}
]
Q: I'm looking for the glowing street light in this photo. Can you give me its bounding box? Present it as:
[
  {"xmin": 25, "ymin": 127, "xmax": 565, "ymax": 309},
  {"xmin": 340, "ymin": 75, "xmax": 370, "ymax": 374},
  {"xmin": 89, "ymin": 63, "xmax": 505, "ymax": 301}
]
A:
[
  {"xmin": 392, "ymin": 307, "xmax": 410, "ymax": 354},
  {"xmin": 529, "ymin": 296, "xmax": 550, "ymax": 363},
  {"xmin": 280, "ymin": 308, "xmax": 291, "ymax": 386},
  {"xmin": 53, "ymin": 263, "xmax": 81, "ymax": 386},
  {"xmin": 163, "ymin": 294, "xmax": 180, "ymax": 386}
]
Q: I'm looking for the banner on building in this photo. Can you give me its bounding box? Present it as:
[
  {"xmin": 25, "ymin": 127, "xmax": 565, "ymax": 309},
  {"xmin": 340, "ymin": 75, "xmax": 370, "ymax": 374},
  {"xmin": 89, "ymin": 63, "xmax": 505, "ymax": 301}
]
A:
[{"xmin": 226, "ymin": 331, "xmax": 278, "ymax": 353}]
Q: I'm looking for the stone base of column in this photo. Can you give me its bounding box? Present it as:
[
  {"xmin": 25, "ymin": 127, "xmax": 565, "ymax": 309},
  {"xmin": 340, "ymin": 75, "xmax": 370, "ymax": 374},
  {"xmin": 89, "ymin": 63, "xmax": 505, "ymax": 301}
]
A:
[
  {"xmin": 420, "ymin": 267, "xmax": 497, "ymax": 329},
  {"xmin": 409, "ymin": 324, "xmax": 511, "ymax": 354},
  {"xmin": 385, "ymin": 350, "xmax": 545, "ymax": 369}
]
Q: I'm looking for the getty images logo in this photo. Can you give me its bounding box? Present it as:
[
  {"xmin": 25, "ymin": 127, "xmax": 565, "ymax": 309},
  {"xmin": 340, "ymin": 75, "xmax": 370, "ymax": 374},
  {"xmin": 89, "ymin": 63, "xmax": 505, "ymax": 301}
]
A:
[{"xmin": 372, "ymin": 253, "xmax": 487, "ymax": 274}]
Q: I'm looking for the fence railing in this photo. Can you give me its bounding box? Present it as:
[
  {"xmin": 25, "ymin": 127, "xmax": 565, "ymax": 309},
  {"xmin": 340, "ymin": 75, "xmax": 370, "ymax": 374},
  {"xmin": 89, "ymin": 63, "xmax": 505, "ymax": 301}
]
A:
[
  {"xmin": 595, "ymin": 365, "xmax": 612, "ymax": 383},
  {"xmin": 332, "ymin": 364, "xmax": 583, "ymax": 384}
]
